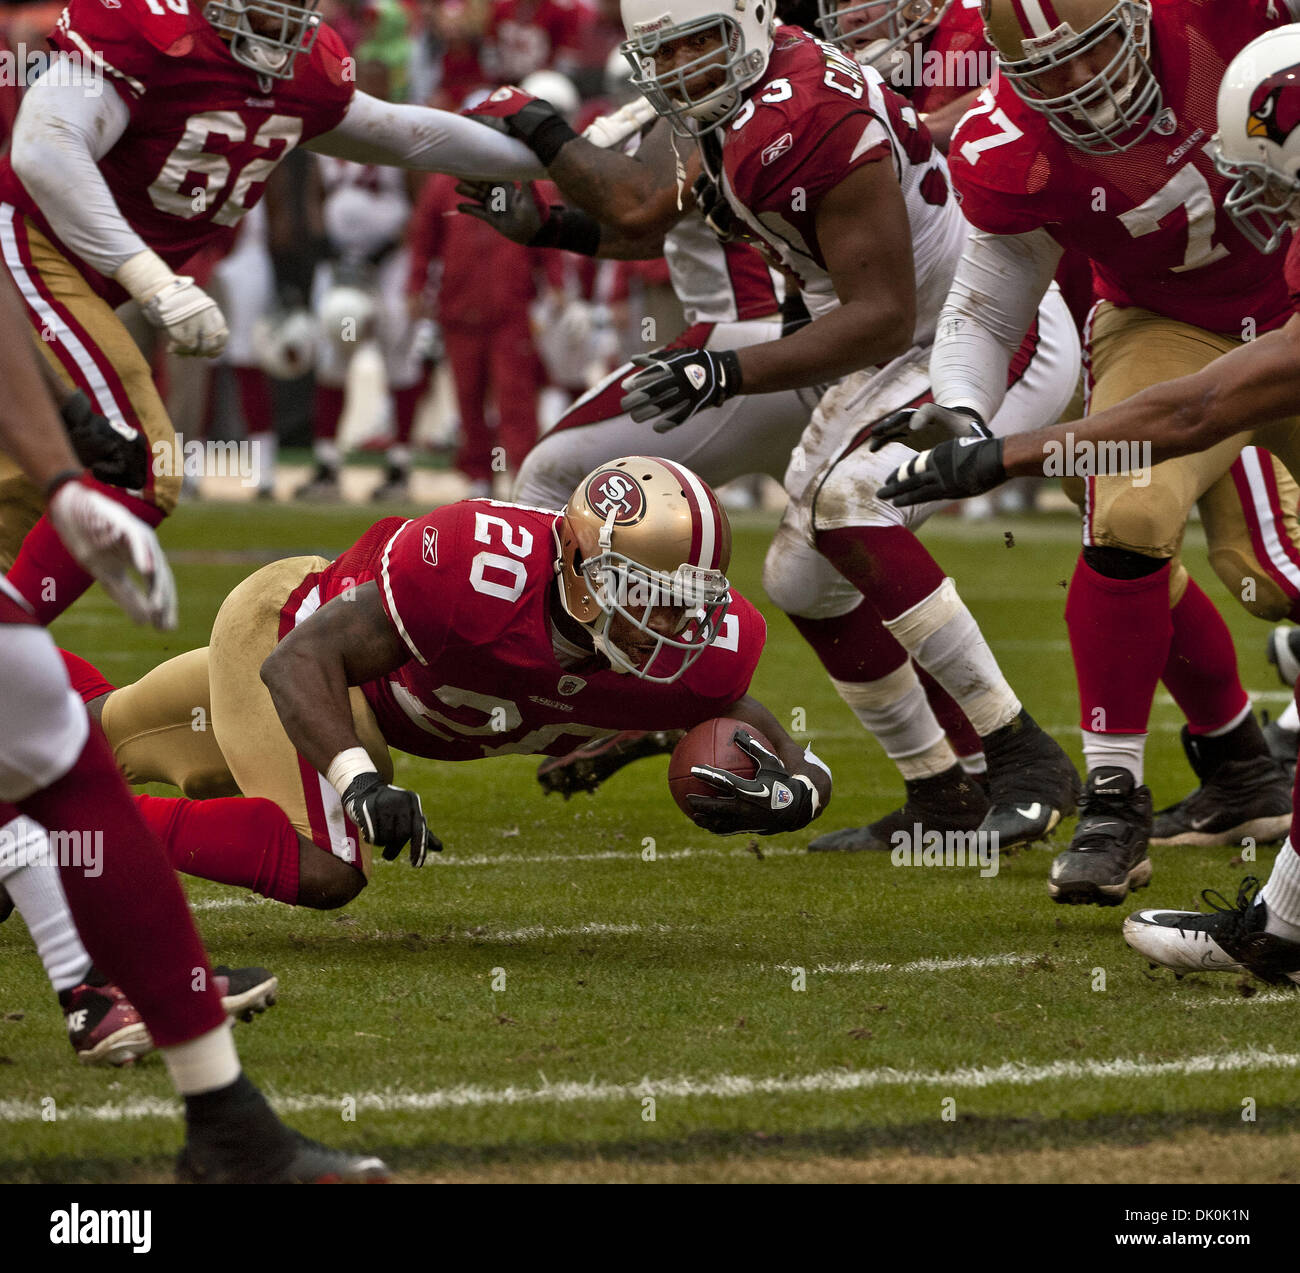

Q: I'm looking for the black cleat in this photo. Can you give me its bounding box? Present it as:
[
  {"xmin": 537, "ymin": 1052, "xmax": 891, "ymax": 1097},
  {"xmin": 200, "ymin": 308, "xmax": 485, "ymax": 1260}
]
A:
[
  {"xmin": 371, "ymin": 466, "xmax": 410, "ymax": 502},
  {"xmin": 1266, "ymin": 625, "xmax": 1300, "ymax": 687},
  {"xmin": 294, "ymin": 464, "xmax": 341, "ymax": 501},
  {"xmin": 1123, "ymin": 877, "xmax": 1300, "ymax": 985},
  {"xmin": 1048, "ymin": 766, "xmax": 1152, "ymax": 906},
  {"xmin": 212, "ymin": 964, "xmax": 278, "ymax": 1022},
  {"xmin": 1261, "ymin": 709, "xmax": 1299, "ymax": 783},
  {"xmin": 0, "ymin": 883, "xmax": 11, "ymax": 924},
  {"xmin": 177, "ymin": 1075, "xmax": 390, "ymax": 1183},
  {"xmin": 1149, "ymin": 720, "xmax": 1291, "ymax": 847},
  {"xmin": 537, "ymin": 730, "xmax": 684, "ymax": 798},
  {"xmin": 977, "ymin": 709, "xmax": 1080, "ymax": 848},
  {"xmin": 808, "ymin": 765, "xmax": 987, "ymax": 852}
]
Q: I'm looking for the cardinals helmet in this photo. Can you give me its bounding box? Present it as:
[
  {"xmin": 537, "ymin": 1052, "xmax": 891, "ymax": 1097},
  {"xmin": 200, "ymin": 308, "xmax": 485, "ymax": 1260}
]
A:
[
  {"xmin": 620, "ymin": 0, "xmax": 777, "ymax": 136},
  {"xmin": 253, "ymin": 308, "xmax": 319, "ymax": 379},
  {"xmin": 555, "ymin": 456, "xmax": 732, "ymax": 683},
  {"xmin": 204, "ymin": 0, "xmax": 322, "ymax": 79},
  {"xmin": 1213, "ymin": 26, "xmax": 1300, "ymax": 255},
  {"xmin": 817, "ymin": 0, "xmax": 951, "ymax": 73},
  {"xmin": 982, "ymin": 0, "xmax": 1161, "ymax": 154}
]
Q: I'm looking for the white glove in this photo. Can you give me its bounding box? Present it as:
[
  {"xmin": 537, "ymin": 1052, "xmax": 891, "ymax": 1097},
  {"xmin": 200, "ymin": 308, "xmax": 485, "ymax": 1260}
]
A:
[
  {"xmin": 47, "ymin": 478, "xmax": 178, "ymax": 630},
  {"xmin": 115, "ymin": 249, "xmax": 228, "ymax": 357},
  {"xmin": 581, "ymin": 97, "xmax": 658, "ymax": 149}
]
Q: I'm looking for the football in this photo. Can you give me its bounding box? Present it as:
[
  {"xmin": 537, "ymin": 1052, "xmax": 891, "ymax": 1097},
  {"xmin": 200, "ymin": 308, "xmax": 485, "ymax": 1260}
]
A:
[{"xmin": 668, "ymin": 717, "xmax": 777, "ymax": 820}]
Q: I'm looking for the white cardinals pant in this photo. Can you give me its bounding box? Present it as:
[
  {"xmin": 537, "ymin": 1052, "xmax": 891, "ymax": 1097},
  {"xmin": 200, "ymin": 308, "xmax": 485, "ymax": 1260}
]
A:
[
  {"xmin": 764, "ymin": 285, "xmax": 1081, "ymax": 620},
  {"xmin": 313, "ymin": 251, "xmax": 425, "ymax": 393},
  {"xmin": 210, "ymin": 201, "xmax": 274, "ymax": 368},
  {"xmin": 513, "ymin": 317, "xmax": 820, "ymax": 509},
  {"xmin": 0, "ymin": 582, "xmax": 87, "ymax": 801}
]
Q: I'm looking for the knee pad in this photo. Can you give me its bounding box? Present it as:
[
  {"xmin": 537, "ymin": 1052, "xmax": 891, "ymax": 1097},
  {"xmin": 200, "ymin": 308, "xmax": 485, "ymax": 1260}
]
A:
[{"xmin": 1092, "ymin": 483, "xmax": 1185, "ymax": 558}]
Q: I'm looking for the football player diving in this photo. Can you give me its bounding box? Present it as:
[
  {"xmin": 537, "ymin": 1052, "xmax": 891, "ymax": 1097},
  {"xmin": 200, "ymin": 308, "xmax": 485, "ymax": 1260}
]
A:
[
  {"xmin": 882, "ymin": 26, "xmax": 1300, "ymax": 984},
  {"xmin": 60, "ymin": 459, "xmax": 832, "ymax": 912},
  {"xmin": 458, "ymin": 0, "xmax": 1082, "ymax": 855}
]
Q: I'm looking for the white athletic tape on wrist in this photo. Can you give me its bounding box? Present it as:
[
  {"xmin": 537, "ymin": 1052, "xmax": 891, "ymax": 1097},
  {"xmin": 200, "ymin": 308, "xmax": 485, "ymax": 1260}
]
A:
[
  {"xmin": 326, "ymin": 747, "xmax": 378, "ymax": 800},
  {"xmin": 113, "ymin": 248, "xmax": 176, "ymax": 304}
]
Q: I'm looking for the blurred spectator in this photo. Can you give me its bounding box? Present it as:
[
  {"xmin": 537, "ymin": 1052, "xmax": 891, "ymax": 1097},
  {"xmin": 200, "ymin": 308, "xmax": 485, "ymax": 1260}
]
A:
[
  {"xmin": 568, "ymin": 0, "xmax": 623, "ymax": 99},
  {"xmin": 409, "ymin": 0, "xmax": 489, "ymax": 108},
  {"xmin": 407, "ymin": 174, "xmax": 548, "ymax": 492},
  {"xmin": 482, "ymin": 0, "xmax": 592, "ymax": 85}
]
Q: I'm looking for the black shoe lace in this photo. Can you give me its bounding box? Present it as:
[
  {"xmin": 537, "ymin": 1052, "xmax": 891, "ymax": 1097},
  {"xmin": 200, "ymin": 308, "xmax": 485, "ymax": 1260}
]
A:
[{"xmin": 1193, "ymin": 876, "xmax": 1262, "ymax": 938}]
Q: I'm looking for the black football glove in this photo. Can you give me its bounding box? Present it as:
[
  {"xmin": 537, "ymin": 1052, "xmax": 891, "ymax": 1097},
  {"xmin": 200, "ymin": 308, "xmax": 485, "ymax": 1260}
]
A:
[
  {"xmin": 463, "ymin": 87, "xmax": 578, "ymax": 166},
  {"xmin": 867, "ymin": 403, "xmax": 990, "ymax": 453},
  {"xmin": 61, "ymin": 391, "xmax": 148, "ymax": 490},
  {"xmin": 621, "ymin": 347, "xmax": 743, "ymax": 432},
  {"xmin": 455, "ymin": 179, "xmax": 547, "ymax": 244},
  {"xmin": 691, "ymin": 171, "xmax": 736, "ymax": 242},
  {"xmin": 341, "ymin": 773, "xmax": 441, "ymax": 867},
  {"xmin": 878, "ymin": 436, "xmax": 1007, "ymax": 509},
  {"xmin": 687, "ymin": 729, "xmax": 817, "ymax": 836}
]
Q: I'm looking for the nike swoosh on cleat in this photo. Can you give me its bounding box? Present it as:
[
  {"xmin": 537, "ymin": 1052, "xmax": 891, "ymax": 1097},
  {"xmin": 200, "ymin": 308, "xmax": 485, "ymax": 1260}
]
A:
[
  {"xmin": 1094, "ymin": 775, "xmax": 1121, "ymax": 786},
  {"xmin": 1014, "ymin": 804, "xmax": 1044, "ymax": 819},
  {"xmin": 1189, "ymin": 814, "xmax": 1220, "ymax": 830}
]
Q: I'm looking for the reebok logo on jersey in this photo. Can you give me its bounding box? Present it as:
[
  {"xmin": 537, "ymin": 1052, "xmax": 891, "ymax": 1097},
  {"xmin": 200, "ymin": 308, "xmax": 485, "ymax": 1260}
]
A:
[
  {"xmin": 422, "ymin": 527, "xmax": 439, "ymax": 566},
  {"xmin": 684, "ymin": 363, "xmax": 708, "ymax": 390},
  {"xmin": 762, "ymin": 133, "xmax": 794, "ymax": 166}
]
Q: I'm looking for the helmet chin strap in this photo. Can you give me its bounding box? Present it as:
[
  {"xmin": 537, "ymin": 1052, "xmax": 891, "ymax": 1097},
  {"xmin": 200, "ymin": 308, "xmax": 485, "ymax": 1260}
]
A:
[{"xmin": 225, "ymin": 0, "xmax": 292, "ymax": 73}]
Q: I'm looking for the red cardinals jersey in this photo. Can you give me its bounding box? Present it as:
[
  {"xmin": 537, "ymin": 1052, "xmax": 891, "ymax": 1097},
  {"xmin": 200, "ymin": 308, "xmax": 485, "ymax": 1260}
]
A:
[
  {"xmin": 1286, "ymin": 234, "xmax": 1300, "ymax": 315},
  {"xmin": 712, "ymin": 26, "xmax": 964, "ymax": 334},
  {"xmin": 306, "ymin": 501, "xmax": 766, "ymax": 762},
  {"xmin": 949, "ymin": 0, "xmax": 1300, "ymax": 336},
  {"xmin": 0, "ymin": 0, "xmax": 352, "ymax": 294}
]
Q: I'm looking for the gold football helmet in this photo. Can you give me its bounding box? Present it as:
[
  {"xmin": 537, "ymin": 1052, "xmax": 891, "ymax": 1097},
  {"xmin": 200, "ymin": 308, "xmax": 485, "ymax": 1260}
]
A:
[
  {"xmin": 555, "ymin": 457, "xmax": 732, "ymax": 683},
  {"xmin": 982, "ymin": 0, "xmax": 1161, "ymax": 153}
]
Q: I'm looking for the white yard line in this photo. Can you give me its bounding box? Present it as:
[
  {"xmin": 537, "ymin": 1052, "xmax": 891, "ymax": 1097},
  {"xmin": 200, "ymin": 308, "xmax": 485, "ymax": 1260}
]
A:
[
  {"xmin": 3, "ymin": 1048, "xmax": 1296, "ymax": 1123},
  {"xmin": 773, "ymin": 953, "xmax": 1040, "ymax": 975}
]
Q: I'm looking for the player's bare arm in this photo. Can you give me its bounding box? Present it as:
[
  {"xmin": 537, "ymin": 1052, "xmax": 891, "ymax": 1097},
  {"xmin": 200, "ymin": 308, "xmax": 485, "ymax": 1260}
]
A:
[
  {"xmin": 734, "ymin": 160, "xmax": 916, "ymax": 394},
  {"xmin": 260, "ymin": 580, "xmax": 408, "ymax": 777}
]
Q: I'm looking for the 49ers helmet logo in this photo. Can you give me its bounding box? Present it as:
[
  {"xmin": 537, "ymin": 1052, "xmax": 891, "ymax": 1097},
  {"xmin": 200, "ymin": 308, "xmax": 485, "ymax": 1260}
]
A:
[
  {"xmin": 585, "ymin": 470, "xmax": 646, "ymax": 524},
  {"xmin": 1248, "ymin": 63, "xmax": 1300, "ymax": 147}
]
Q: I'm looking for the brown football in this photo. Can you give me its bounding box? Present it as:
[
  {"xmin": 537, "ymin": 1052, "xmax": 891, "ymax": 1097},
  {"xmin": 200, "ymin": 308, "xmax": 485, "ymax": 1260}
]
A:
[{"xmin": 668, "ymin": 718, "xmax": 777, "ymax": 821}]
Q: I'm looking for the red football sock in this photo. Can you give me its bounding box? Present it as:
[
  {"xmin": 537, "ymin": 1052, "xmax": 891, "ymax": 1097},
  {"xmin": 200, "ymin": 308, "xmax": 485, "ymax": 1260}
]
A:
[
  {"xmin": 18, "ymin": 726, "xmax": 224, "ymax": 1049},
  {"xmin": 233, "ymin": 366, "xmax": 273, "ymax": 434},
  {"xmin": 916, "ymin": 665, "xmax": 982, "ymax": 759},
  {"xmin": 788, "ymin": 602, "xmax": 908, "ymax": 682},
  {"xmin": 393, "ymin": 379, "xmax": 427, "ymax": 446},
  {"xmin": 135, "ymin": 793, "xmax": 301, "ymax": 905},
  {"xmin": 1161, "ymin": 578, "xmax": 1250, "ymax": 734},
  {"xmin": 313, "ymin": 385, "xmax": 345, "ymax": 441},
  {"xmin": 7, "ymin": 488, "xmax": 165, "ymax": 624},
  {"xmin": 815, "ymin": 525, "xmax": 947, "ymax": 621},
  {"xmin": 58, "ymin": 648, "xmax": 117, "ymax": 704},
  {"xmin": 1066, "ymin": 556, "xmax": 1172, "ymax": 735}
]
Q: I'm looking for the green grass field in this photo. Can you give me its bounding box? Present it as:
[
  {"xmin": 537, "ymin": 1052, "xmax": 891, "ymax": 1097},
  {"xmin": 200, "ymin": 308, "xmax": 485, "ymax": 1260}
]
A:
[{"xmin": 2, "ymin": 500, "xmax": 1298, "ymax": 1184}]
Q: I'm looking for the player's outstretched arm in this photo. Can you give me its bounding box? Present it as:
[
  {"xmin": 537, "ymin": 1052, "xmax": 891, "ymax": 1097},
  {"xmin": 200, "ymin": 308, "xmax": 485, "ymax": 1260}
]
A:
[
  {"xmin": 728, "ymin": 161, "xmax": 916, "ymax": 395},
  {"xmin": 262, "ymin": 581, "xmax": 438, "ymax": 865},
  {"xmin": 999, "ymin": 315, "xmax": 1300, "ymax": 479},
  {"xmin": 305, "ymin": 91, "xmax": 546, "ymax": 181},
  {"xmin": 685, "ymin": 694, "xmax": 833, "ymax": 836}
]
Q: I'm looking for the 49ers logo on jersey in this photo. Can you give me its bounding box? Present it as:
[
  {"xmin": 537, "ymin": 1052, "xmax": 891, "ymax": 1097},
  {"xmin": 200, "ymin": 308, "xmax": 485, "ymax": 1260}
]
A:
[
  {"xmin": 585, "ymin": 470, "xmax": 646, "ymax": 524},
  {"xmin": 1248, "ymin": 64, "xmax": 1300, "ymax": 148}
]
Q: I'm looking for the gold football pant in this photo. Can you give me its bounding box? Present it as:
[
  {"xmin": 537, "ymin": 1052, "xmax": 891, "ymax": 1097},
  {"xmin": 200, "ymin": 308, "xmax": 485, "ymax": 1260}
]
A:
[
  {"xmin": 0, "ymin": 207, "xmax": 180, "ymax": 569},
  {"xmin": 1075, "ymin": 302, "xmax": 1300, "ymax": 619},
  {"xmin": 101, "ymin": 557, "xmax": 393, "ymax": 876}
]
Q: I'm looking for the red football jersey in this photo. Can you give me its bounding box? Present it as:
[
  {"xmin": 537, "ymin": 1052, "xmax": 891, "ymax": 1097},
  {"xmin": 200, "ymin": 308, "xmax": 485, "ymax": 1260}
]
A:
[
  {"xmin": 715, "ymin": 26, "xmax": 951, "ymax": 319},
  {"xmin": 1286, "ymin": 233, "xmax": 1300, "ymax": 316},
  {"xmin": 0, "ymin": 0, "xmax": 353, "ymax": 298},
  {"xmin": 484, "ymin": 0, "xmax": 591, "ymax": 83},
  {"xmin": 909, "ymin": 0, "xmax": 991, "ymax": 116},
  {"xmin": 306, "ymin": 501, "xmax": 766, "ymax": 762},
  {"xmin": 948, "ymin": 0, "xmax": 1300, "ymax": 336}
]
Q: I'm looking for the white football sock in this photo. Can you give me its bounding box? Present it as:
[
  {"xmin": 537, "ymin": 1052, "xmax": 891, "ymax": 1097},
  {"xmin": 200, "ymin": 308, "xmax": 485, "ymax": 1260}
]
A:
[
  {"xmin": 1278, "ymin": 698, "xmax": 1300, "ymax": 734},
  {"xmin": 883, "ymin": 578, "xmax": 1021, "ymax": 737},
  {"xmin": 1204, "ymin": 701, "xmax": 1251, "ymax": 737},
  {"xmin": 249, "ymin": 430, "xmax": 277, "ymax": 491},
  {"xmin": 313, "ymin": 438, "xmax": 340, "ymax": 469},
  {"xmin": 0, "ymin": 816, "xmax": 92, "ymax": 992},
  {"xmin": 957, "ymin": 751, "xmax": 988, "ymax": 776},
  {"xmin": 162, "ymin": 1022, "xmax": 241, "ymax": 1096},
  {"xmin": 830, "ymin": 665, "xmax": 953, "ymax": 780},
  {"xmin": 386, "ymin": 444, "xmax": 412, "ymax": 471},
  {"xmin": 1261, "ymin": 842, "xmax": 1300, "ymax": 942},
  {"xmin": 1080, "ymin": 733, "xmax": 1147, "ymax": 785}
]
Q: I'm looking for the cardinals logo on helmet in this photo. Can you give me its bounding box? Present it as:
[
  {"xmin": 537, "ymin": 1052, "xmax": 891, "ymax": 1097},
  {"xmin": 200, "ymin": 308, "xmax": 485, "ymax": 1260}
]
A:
[
  {"xmin": 585, "ymin": 470, "xmax": 646, "ymax": 524},
  {"xmin": 1248, "ymin": 62, "xmax": 1300, "ymax": 147}
]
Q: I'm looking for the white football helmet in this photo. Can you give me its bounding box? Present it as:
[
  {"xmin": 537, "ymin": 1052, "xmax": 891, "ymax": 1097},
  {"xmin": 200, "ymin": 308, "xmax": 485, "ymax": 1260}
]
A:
[
  {"xmin": 204, "ymin": 0, "xmax": 322, "ymax": 80},
  {"xmin": 983, "ymin": 0, "xmax": 1161, "ymax": 154},
  {"xmin": 253, "ymin": 308, "xmax": 319, "ymax": 379},
  {"xmin": 1212, "ymin": 26, "xmax": 1300, "ymax": 256},
  {"xmin": 317, "ymin": 283, "xmax": 377, "ymax": 350},
  {"xmin": 620, "ymin": 0, "xmax": 777, "ymax": 136},
  {"xmin": 555, "ymin": 456, "xmax": 732, "ymax": 683},
  {"xmin": 519, "ymin": 69, "xmax": 582, "ymax": 119},
  {"xmin": 816, "ymin": 0, "xmax": 951, "ymax": 73}
]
